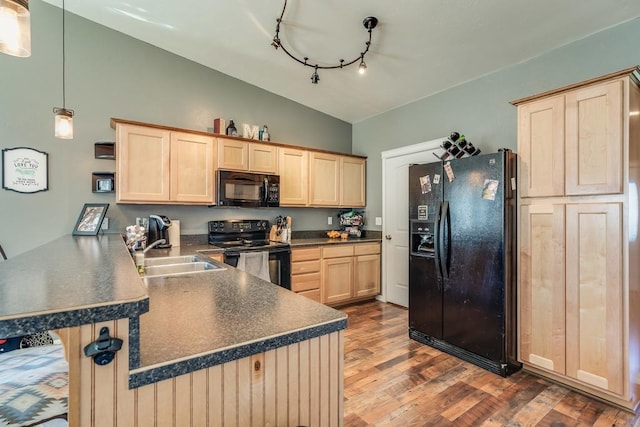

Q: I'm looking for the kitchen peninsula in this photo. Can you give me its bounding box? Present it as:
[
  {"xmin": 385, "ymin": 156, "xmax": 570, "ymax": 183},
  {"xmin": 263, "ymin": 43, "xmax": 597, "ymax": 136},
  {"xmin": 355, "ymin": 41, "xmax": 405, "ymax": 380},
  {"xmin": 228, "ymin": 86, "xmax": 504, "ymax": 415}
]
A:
[{"xmin": 0, "ymin": 234, "xmax": 347, "ymax": 426}]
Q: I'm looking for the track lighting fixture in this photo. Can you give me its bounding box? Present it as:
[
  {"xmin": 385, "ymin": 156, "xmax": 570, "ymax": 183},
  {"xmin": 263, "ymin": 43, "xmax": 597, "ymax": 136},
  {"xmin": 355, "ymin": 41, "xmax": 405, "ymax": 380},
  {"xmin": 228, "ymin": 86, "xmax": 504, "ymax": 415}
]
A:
[{"xmin": 272, "ymin": 0, "xmax": 378, "ymax": 84}]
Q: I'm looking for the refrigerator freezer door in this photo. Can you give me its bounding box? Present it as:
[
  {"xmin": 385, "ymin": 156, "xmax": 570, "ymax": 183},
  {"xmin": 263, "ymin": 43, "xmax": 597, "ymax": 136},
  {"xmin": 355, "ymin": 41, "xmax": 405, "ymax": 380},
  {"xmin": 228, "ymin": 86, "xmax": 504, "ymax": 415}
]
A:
[
  {"xmin": 408, "ymin": 162, "xmax": 444, "ymax": 339},
  {"xmin": 441, "ymin": 152, "xmax": 507, "ymax": 362},
  {"xmin": 409, "ymin": 254, "xmax": 443, "ymax": 338}
]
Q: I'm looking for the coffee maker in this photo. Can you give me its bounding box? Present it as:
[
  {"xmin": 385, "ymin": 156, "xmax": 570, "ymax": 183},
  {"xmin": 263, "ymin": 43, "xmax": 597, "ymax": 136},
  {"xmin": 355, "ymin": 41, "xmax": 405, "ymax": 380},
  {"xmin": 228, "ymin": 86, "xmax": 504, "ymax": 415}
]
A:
[{"xmin": 148, "ymin": 215, "xmax": 172, "ymax": 248}]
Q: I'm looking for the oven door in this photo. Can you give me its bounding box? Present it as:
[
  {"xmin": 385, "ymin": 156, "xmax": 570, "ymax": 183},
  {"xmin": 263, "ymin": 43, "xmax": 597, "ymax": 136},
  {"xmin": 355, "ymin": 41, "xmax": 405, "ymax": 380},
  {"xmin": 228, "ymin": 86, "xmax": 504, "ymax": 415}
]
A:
[
  {"xmin": 224, "ymin": 246, "xmax": 291, "ymax": 289},
  {"xmin": 217, "ymin": 170, "xmax": 279, "ymax": 207}
]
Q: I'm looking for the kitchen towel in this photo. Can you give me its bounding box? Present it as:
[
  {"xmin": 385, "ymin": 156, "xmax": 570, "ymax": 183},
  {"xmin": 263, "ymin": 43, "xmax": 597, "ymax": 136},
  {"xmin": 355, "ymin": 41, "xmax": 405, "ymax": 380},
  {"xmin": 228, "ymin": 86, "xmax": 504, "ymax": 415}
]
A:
[{"xmin": 237, "ymin": 251, "xmax": 271, "ymax": 282}]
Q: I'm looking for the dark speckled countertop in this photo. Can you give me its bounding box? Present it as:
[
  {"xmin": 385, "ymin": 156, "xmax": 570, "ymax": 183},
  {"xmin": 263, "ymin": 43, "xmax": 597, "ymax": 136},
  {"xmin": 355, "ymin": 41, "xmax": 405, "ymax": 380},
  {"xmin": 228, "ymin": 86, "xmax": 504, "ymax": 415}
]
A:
[
  {"xmin": 154, "ymin": 231, "xmax": 382, "ymax": 252},
  {"xmin": 290, "ymin": 236, "xmax": 382, "ymax": 247},
  {"xmin": 133, "ymin": 252, "xmax": 346, "ymax": 386},
  {"xmin": 0, "ymin": 234, "xmax": 149, "ymax": 338},
  {"xmin": 0, "ymin": 233, "xmax": 351, "ymax": 388}
]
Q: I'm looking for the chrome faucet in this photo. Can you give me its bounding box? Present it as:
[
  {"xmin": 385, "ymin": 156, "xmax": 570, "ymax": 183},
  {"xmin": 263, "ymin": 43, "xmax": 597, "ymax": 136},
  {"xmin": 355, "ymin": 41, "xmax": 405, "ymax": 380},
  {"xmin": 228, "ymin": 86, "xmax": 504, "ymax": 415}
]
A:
[
  {"xmin": 143, "ymin": 239, "xmax": 166, "ymax": 254},
  {"xmin": 135, "ymin": 239, "xmax": 167, "ymax": 274}
]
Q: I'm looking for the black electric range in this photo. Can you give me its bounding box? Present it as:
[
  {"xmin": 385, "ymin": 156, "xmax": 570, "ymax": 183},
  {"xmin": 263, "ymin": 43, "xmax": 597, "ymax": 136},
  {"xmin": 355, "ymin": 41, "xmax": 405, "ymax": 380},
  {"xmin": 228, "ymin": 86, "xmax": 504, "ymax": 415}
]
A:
[{"xmin": 208, "ymin": 220, "xmax": 291, "ymax": 288}]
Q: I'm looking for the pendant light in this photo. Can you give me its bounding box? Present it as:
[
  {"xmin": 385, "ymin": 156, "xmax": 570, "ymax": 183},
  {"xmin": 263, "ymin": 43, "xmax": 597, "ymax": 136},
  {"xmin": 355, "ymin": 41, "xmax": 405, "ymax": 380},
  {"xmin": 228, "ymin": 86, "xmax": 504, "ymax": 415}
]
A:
[
  {"xmin": 0, "ymin": 0, "xmax": 31, "ymax": 57},
  {"xmin": 53, "ymin": 0, "xmax": 73, "ymax": 139}
]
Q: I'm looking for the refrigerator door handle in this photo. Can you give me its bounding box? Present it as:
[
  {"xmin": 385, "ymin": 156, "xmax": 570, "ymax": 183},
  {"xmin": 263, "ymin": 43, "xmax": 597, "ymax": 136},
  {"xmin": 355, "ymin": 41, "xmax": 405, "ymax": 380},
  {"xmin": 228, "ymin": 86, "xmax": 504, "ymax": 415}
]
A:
[
  {"xmin": 439, "ymin": 201, "xmax": 449, "ymax": 278},
  {"xmin": 433, "ymin": 202, "xmax": 443, "ymax": 279}
]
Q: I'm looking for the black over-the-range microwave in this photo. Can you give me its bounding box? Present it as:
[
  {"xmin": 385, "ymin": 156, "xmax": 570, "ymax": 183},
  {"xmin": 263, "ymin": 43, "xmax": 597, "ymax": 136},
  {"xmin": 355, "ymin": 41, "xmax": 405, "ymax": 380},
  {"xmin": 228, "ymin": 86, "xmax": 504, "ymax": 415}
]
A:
[{"xmin": 216, "ymin": 170, "xmax": 280, "ymax": 207}]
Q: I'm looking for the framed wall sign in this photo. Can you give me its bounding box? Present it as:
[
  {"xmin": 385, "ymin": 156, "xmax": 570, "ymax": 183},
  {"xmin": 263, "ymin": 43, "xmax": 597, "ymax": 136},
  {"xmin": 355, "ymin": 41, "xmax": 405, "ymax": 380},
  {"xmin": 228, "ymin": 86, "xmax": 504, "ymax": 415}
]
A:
[
  {"xmin": 2, "ymin": 147, "xmax": 49, "ymax": 193},
  {"xmin": 73, "ymin": 203, "xmax": 109, "ymax": 236}
]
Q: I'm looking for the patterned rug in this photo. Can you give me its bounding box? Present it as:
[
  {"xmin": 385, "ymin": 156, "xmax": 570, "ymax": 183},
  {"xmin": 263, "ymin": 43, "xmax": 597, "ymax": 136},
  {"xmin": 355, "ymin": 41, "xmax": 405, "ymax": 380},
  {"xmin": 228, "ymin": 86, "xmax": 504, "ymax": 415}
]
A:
[{"xmin": 0, "ymin": 345, "xmax": 68, "ymax": 427}]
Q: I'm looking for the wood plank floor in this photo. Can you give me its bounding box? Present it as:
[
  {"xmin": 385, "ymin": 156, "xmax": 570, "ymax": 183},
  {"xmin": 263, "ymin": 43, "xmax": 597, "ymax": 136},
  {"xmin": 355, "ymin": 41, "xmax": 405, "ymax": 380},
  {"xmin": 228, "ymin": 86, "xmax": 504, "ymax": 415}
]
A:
[{"xmin": 340, "ymin": 301, "xmax": 639, "ymax": 427}]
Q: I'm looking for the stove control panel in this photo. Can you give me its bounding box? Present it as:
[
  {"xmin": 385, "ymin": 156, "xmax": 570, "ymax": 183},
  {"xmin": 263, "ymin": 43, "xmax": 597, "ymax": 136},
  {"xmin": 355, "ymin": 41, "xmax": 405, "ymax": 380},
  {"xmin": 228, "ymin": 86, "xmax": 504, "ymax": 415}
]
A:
[{"xmin": 208, "ymin": 219, "xmax": 270, "ymax": 233}]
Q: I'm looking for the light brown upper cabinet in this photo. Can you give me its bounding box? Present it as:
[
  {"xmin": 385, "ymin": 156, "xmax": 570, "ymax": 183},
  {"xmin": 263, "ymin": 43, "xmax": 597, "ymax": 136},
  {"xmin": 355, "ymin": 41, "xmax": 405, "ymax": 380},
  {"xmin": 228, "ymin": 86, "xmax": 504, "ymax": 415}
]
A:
[
  {"xmin": 116, "ymin": 124, "xmax": 171, "ymax": 203},
  {"xmin": 169, "ymin": 132, "xmax": 216, "ymax": 203},
  {"xmin": 115, "ymin": 122, "xmax": 215, "ymax": 204},
  {"xmin": 112, "ymin": 118, "xmax": 366, "ymax": 208},
  {"xmin": 517, "ymin": 95, "xmax": 565, "ymax": 197},
  {"xmin": 217, "ymin": 138, "xmax": 247, "ymax": 171},
  {"xmin": 340, "ymin": 156, "xmax": 366, "ymax": 207},
  {"xmin": 278, "ymin": 147, "xmax": 308, "ymax": 206},
  {"xmin": 217, "ymin": 138, "xmax": 278, "ymax": 174},
  {"xmin": 249, "ymin": 143, "xmax": 278, "ymax": 174},
  {"xmin": 309, "ymin": 152, "xmax": 340, "ymax": 207},
  {"xmin": 565, "ymin": 81, "xmax": 622, "ymax": 195},
  {"xmin": 308, "ymin": 152, "xmax": 366, "ymax": 207},
  {"xmin": 517, "ymin": 79, "xmax": 623, "ymax": 198}
]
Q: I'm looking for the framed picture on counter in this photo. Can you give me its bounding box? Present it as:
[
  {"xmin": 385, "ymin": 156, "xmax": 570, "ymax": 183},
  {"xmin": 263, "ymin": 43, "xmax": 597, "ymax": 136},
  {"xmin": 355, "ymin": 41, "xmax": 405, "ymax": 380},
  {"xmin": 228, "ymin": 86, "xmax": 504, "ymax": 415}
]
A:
[{"xmin": 73, "ymin": 203, "xmax": 109, "ymax": 236}]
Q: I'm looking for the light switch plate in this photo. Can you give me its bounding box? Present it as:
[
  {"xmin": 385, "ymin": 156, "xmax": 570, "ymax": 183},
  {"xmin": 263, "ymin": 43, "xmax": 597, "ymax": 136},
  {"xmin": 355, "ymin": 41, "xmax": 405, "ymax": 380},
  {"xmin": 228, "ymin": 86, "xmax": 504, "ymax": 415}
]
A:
[
  {"xmin": 375, "ymin": 217, "xmax": 382, "ymax": 226},
  {"xmin": 328, "ymin": 216, "xmax": 333, "ymax": 225}
]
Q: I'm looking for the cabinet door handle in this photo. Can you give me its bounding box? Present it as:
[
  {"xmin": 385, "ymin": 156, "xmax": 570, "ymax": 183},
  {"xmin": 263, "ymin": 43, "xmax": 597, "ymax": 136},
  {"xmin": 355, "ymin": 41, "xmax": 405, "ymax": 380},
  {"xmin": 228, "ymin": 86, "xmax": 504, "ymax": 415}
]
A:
[{"xmin": 385, "ymin": 234, "xmax": 392, "ymax": 240}]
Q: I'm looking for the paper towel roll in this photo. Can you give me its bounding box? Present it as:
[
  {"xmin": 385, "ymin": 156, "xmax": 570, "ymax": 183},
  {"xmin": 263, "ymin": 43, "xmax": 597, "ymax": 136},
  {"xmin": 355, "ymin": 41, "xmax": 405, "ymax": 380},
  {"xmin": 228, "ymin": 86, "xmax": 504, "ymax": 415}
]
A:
[{"xmin": 168, "ymin": 220, "xmax": 180, "ymax": 247}]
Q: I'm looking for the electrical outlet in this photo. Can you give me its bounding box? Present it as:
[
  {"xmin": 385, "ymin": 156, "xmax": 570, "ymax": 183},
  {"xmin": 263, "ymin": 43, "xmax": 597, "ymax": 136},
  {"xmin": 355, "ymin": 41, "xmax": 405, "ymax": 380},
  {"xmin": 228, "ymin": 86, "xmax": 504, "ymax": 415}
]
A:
[
  {"xmin": 101, "ymin": 218, "xmax": 109, "ymax": 230},
  {"xmin": 328, "ymin": 216, "xmax": 333, "ymax": 225},
  {"xmin": 375, "ymin": 217, "xmax": 382, "ymax": 226}
]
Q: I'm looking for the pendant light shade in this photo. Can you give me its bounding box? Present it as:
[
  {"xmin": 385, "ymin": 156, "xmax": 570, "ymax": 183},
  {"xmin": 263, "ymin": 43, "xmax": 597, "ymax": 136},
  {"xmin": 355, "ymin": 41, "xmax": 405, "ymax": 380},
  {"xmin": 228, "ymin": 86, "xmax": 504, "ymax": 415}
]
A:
[
  {"xmin": 54, "ymin": 107, "xmax": 74, "ymax": 139},
  {"xmin": 54, "ymin": 0, "xmax": 74, "ymax": 139},
  {"xmin": 0, "ymin": 0, "xmax": 31, "ymax": 57}
]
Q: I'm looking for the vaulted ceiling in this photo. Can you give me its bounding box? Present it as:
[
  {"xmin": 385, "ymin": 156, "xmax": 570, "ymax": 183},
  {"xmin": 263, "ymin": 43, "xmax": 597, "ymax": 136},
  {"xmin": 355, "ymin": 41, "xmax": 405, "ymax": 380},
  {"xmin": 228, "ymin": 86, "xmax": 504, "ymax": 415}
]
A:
[{"xmin": 44, "ymin": 0, "xmax": 640, "ymax": 123}]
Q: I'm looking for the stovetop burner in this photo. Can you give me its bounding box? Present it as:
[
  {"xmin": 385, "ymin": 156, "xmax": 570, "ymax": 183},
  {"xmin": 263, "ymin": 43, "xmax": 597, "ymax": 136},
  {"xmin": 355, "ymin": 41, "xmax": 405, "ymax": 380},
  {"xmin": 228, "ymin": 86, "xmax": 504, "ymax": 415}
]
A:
[
  {"xmin": 207, "ymin": 219, "xmax": 289, "ymax": 251},
  {"xmin": 214, "ymin": 239, "xmax": 272, "ymax": 248}
]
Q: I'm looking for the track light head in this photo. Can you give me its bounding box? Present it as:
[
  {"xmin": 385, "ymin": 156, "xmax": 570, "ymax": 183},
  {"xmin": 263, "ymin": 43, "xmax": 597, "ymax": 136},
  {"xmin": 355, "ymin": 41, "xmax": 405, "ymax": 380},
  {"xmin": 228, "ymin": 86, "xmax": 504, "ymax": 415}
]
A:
[
  {"xmin": 358, "ymin": 58, "xmax": 367, "ymax": 75},
  {"xmin": 311, "ymin": 68, "xmax": 320, "ymax": 84}
]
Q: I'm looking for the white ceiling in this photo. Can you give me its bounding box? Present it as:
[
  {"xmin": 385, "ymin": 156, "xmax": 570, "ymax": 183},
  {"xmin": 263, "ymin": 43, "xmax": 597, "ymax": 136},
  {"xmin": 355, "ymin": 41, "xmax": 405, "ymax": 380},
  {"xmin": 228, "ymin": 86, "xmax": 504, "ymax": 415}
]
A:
[{"xmin": 44, "ymin": 0, "xmax": 640, "ymax": 123}]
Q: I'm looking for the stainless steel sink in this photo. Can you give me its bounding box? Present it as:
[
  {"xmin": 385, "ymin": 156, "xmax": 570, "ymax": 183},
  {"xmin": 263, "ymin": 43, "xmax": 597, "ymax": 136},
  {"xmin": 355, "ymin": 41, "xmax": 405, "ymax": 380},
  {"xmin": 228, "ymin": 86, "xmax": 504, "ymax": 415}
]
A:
[
  {"xmin": 141, "ymin": 255, "xmax": 226, "ymax": 278},
  {"xmin": 143, "ymin": 255, "xmax": 204, "ymax": 267}
]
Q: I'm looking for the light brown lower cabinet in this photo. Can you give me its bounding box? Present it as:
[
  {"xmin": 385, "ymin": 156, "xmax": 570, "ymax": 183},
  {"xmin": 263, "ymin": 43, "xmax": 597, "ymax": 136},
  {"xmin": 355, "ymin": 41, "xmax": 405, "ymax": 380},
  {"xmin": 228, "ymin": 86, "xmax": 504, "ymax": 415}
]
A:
[
  {"xmin": 59, "ymin": 319, "xmax": 344, "ymax": 426},
  {"xmin": 291, "ymin": 243, "xmax": 381, "ymax": 305},
  {"xmin": 291, "ymin": 247, "xmax": 322, "ymax": 302},
  {"xmin": 353, "ymin": 244, "xmax": 382, "ymax": 299},
  {"xmin": 321, "ymin": 243, "xmax": 381, "ymax": 306},
  {"xmin": 519, "ymin": 201, "xmax": 635, "ymax": 408},
  {"xmin": 322, "ymin": 246, "xmax": 354, "ymax": 305}
]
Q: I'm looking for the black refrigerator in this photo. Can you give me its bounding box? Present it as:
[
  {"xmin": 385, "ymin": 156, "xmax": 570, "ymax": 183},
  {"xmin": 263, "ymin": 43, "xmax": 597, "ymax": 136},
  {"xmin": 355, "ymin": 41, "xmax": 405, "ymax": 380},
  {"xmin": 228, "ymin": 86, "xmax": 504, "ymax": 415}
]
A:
[{"xmin": 408, "ymin": 150, "xmax": 521, "ymax": 376}]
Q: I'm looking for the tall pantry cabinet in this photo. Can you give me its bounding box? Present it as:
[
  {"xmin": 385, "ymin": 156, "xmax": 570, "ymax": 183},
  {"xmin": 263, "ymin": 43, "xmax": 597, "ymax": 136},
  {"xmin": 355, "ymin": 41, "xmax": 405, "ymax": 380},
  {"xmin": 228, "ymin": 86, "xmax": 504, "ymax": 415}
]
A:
[{"xmin": 513, "ymin": 67, "xmax": 640, "ymax": 410}]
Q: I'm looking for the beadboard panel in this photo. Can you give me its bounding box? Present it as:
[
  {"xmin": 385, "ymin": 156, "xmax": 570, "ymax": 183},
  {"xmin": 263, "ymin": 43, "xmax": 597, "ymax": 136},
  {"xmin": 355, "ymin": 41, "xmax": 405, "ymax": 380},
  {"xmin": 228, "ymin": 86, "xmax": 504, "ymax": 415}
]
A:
[{"xmin": 61, "ymin": 319, "xmax": 344, "ymax": 426}]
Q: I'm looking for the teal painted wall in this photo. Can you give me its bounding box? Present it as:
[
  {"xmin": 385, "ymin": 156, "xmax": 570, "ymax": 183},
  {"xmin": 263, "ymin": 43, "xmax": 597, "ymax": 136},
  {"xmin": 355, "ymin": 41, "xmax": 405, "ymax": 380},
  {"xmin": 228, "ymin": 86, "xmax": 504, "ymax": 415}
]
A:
[
  {"xmin": 0, "ymin": 1, "xmax": 351, "ymax": 257},
  {"xmin": 354, "ymin": 17, "xmax": 640, "ymax": 228}
]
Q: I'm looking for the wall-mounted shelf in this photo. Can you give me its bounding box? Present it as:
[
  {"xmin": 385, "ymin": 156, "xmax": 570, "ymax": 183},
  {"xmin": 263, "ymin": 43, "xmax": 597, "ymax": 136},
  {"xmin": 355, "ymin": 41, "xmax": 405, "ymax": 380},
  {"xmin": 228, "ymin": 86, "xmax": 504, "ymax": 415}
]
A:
[
  {"xmin": 95, "ymin": 142, "xmax": 115, "ymax": 159},
  {"xmin": 92, "ymin": 172, "xmax": 115, "ymax": 193}
]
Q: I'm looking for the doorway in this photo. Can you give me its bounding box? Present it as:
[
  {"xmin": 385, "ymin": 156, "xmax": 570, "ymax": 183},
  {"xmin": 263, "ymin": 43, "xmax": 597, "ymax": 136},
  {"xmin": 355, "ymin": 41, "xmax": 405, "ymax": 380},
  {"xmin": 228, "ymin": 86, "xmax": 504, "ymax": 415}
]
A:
[{"xmin": 381, "ymin": 138, "xmax": 442, "ymax": 307}]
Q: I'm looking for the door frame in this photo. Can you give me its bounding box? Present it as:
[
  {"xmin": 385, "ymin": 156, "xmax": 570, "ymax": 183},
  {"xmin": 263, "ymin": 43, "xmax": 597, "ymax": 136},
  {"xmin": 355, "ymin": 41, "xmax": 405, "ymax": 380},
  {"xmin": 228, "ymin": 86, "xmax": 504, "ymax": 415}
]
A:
[{"xmin": 380, "ymin": 137, "xmax": 443, "ymax": 304}]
